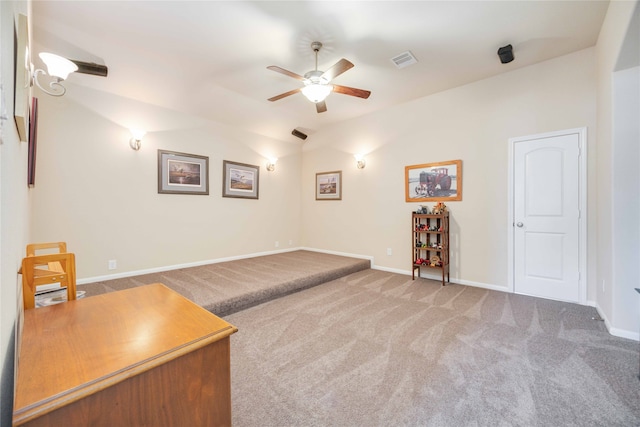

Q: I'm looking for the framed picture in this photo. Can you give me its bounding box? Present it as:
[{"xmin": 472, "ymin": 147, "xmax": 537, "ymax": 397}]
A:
[
  {"xmin": 222, "ymin": 160, "xmax": 259, "ymax": 199},
  {"xmin": 158, "ymin": 150, "xmax": 209, "ymax": 195},
  {"xmin": 316, "ymin": 171, "xmax": 342, "ymax": 200},
  {"xmin": 28, "ymin": 97, "xmax": 38, "ymax": 187},
  {"xmin": 405, "ymin": 159, "xmax": 462, "ymax": 202},
  {"xmin": 14, "ymin": 14, "xmax": 30, "ymax": 142}
]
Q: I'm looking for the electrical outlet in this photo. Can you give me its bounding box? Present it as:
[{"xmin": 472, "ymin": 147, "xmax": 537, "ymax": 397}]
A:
[
  {"xmin": 108, "ymin": 260, "xmax": 117, "ymax": 270},
  {"xmin": 387, "ymin": 248, "xmax": 393, "ymax": 256},
  {"xmin": 275, "ymin": 241, "xmax": 279, "ymax": 248}
]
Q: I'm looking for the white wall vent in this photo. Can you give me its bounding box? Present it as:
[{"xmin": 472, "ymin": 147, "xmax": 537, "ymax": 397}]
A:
[{"xmin": 390, "ymin": 51, "xmax": 418, "ymax": 69}]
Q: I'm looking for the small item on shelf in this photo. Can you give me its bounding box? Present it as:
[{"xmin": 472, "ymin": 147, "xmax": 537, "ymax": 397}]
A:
[
  {"xmin": 432, "ymin": 202, "xmax": 447, "ymax": 214},
  {"xmin": 430, "ymin": 256, "xmax": 440, "ymax": 267}
]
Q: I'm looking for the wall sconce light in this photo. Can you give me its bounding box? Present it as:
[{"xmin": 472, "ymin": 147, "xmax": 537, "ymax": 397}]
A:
[
  {"xmin": 129, "ymin": 129, "xmax": 146, "ymax": 151},
  {"xmin": 355, "ymin": 154, "xmax": 366, "ymax": 169},
  {"xmin": 33, "ymin": 52, "xmax": 78, "ymax": 97},
  {"xmin": 266, "ymin": 158, "xmax": 277, "ymax": 172}
]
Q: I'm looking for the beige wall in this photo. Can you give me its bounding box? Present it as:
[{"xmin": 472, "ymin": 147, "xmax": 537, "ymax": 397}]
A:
[
  {"xmin": 1, "ymin": 2, "xmax": 30, "ymax": 424},
  {"xmin": 302, "ymin": 48, "xmax": 597, "ymax": 294},
  {"xmin": 595, "ymin": 0, "xmax": 639, "ymax": 338},
  {"xmin": 31, "ymin": 86, "xmax": 303, "ymax": 280}
]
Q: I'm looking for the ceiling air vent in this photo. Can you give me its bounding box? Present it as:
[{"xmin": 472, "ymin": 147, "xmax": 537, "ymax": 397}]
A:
[{"xmin": 390, "ymin": 51, "xmax": 418, "ymax": 69}]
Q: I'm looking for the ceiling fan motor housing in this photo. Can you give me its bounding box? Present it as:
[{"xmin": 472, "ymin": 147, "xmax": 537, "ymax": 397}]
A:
[{"xmin": 304, "ymin": 70, "xmax": 329, "ymax": 85}]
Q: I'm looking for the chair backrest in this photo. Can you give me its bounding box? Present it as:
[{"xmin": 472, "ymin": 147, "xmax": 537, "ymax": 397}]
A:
[
  {"xmin": 26, "ymin": 242, "xmax": 68, "ymax": 256},
  {"xmin": 26, "ymin": 242, "xmax": 68, "ymax": 273},
  {"xmin": 21, "ymin": 252, "xmax": 77, "ymax": 310}
]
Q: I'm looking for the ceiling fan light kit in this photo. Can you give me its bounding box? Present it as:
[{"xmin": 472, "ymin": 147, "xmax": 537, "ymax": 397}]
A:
[
  {"xmin": 267, "ymin": 41, "xmax": 371, "ymax": 113},
  {"xmin": 301, "ymin": 83, "xmax": 332, "ymax": 103}
]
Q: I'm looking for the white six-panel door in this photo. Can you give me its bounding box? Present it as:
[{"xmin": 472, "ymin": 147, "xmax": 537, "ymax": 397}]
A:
[{"xmin": 509, "ymin": 129, "xmax": 586, "ymax": 303}]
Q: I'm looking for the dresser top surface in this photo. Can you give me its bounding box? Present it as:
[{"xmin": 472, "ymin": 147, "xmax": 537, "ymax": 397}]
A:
[{"xmin": 14, "ymin": 283, "xmax": 237, "ymax": 418}]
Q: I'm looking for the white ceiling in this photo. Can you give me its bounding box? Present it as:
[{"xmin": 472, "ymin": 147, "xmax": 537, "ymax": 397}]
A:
[{"xmin": 31, "ymin": 1, "xmax": 609, "ymax": 143}]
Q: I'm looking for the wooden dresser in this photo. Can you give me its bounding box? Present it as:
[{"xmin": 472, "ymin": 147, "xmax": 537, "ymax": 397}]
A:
[{"xmin": 13, "ymin": 283, "xmax": 238, "ymax": 426}]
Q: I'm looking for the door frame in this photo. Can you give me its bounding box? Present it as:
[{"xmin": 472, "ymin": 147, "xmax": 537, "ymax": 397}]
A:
[{"xmin": 507, "ymin": 127, "xmax": 588, "ymax": 304}]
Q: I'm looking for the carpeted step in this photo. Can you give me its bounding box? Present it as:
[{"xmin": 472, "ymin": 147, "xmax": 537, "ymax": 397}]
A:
[{"xmin": 81, "ymin": 250, "xmax": 371, "ymax": 316}]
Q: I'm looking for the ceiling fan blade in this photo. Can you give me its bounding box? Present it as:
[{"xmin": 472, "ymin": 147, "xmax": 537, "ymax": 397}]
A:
[
  {"xmin": 316, "ymin": 101, "xmax": 327, "ymax": 113},
  {"xmin": 268, "ymin": 88, "xmax": 301, "ymax": 102},
  {"xmin": 267, "ymin": 65, "xmax": 305, "ymax": 81},
  {"xmin": 332, "ymin": 84, "xmax": 371, "ymax": 99},
  {"xmin": 321, "ymin": 58, "xmax": 354, "ymax": 82}
]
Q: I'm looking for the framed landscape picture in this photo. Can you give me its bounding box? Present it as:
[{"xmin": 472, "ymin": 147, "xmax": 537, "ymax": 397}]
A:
[
  {"xmin": 316, "ymin": 171, "xmax": 342, "ymax": 200},
  {"xmin": 222, "ymin": 160, "xmax": 259, "ymax": 199},
  {"xmin": 405, "ymin": 159, "xmax": 462, "ymax": 202},
  {"xmin": 158, "ymin": 150, "xmax": 209, "ymax": 195}
]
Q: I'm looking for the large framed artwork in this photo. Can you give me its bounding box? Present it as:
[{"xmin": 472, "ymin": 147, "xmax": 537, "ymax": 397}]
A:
[
  {"xmin": 222, "ymin": 160, "xmax": 259, "ymax": 199},
  {"xmin": 405, "ymin": 159, "xmax": 462, "ymax": 202},
  {"xmin": 315, "ymin": 171, "xmax": 342, "ymax": 200},
  {"xmin": 158, "ymin": 150, "xmax": 209, "ymax": 195},
  {"xmin": 14, "ymin": 13, "xmax": 30, "ymax": 142}
]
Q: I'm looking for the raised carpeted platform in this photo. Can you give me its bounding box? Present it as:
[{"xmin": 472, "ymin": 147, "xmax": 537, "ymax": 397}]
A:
[{"xmin": 81, "ymin": 250, "xmax": 370, "ymax": 316}]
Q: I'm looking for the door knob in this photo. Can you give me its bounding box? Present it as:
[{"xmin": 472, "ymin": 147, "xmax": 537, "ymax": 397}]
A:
[{"xmin": 516, "ymin": 222, "xmax": 524, "ymax": 228}]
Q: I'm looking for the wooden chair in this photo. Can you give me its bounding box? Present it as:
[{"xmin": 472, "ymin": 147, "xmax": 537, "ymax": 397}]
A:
[
  {"xmin": 21, "ymin": 243, "xmax": 77, "ymax": 309},
  {"xmin": 26, "ymin": 242, "xmax": 68, "ymax": 273}
]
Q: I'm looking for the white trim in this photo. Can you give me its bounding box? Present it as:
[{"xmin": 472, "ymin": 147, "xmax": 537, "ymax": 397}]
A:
[
  {"xmin": 299, "ymin": 247, "xmax": 374, "ymax": 263},
  {"xmin": 371, "ymin": 265, "xmax": 411, "ymax": 275},
  {"xmin": 372, "ymin": 266, "xmax": 510, "ymax": 293},
  {"xmin": 77, "ymin": 248, "xmax": 302, "ymax": 285},
  {"xmin": 507, "ymin": 137, "xmax": 515, "ymax": 293},
  {"xmin": 507, "ymin": 127, "xmax": 588, "ymax": 305},
  {"xmin": 607, "ymin": 327, "xmax": 640, "ymax": 341},
  {"xmin": 595, "ymin": 304, "xmax": 640, "ymax": 341},
  {"xmin": 78, "ymin": 245, "xmax": 637, "ymax": 341}
]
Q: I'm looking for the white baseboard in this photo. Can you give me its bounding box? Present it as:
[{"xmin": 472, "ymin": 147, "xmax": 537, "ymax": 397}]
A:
[
  {"xmin": 303, "ymin": 248, "xmax": 509, "ymax": 292},
  {"xmin": 77, "ymin": 248, "xmax": 302, "ymax": 285},
  {"xmin": 78, "ymin": 246, "xmax": 640, "ymax": 342},
  {"xmin": 371, "ymin": 265, "xmax": 411, "ymax": 275},
  {"xmin": 594, "ymin": 304, "xmax": 640, "ymax": 341},
  {"xmin": 373, "ymin": 266, "xmax": 509, "ymax": 292},
  {"xmin": 300, "ymin": 247, "xmax": 374, "ymax": 263}
]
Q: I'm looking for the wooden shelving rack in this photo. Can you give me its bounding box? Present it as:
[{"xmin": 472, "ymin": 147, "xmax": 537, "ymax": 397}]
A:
[{"xmin": 412, "ymin": 211, "xmax": 450, "ymax": 286}]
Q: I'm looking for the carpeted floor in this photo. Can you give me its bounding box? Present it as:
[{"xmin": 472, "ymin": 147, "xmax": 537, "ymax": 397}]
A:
[
  {"xmin": 81, "ymin": 250, "xmax": 370, "ymax": 316},
  {"xmin": 226, "ymin": 269, "xmax": 640, "ymax": 427}
]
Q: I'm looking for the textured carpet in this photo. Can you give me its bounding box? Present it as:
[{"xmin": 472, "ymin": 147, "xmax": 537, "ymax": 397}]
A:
[
  {"xmin": 226, "ymin": 269, "xmax": 640, "ymax": 427},
  {"xmin": 81, "ymin": 250, "xmax": 370, "ymax": 316}
]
